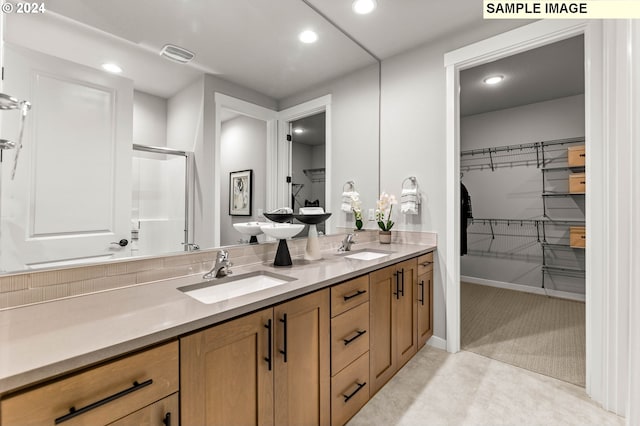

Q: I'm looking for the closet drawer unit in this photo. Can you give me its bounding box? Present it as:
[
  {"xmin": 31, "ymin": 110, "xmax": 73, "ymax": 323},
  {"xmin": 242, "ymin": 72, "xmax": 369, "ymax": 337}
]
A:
[
  {"xmin": 569, "ymin": 173, "xmax": 586, "ymax": 193},
  {"xmin": 417, "ymin": 252, "xmax": 434, "ymax": 275},
  {"xmin": 331, "ymin": 275, "xmax": 369, "ymax": 317},
  {"xmin": 568, "ymin": 145, "xmax": 586, "ymax": 167},
  {"xmin": 331, "ymin": 352, "xmax": 370, "ymax": 426},
  {"xmin": 331, "ymin": 302, "xmax": 370, "ymax": 375},
  {"xmin": 570, "ymin": 226, "xmax": 586, "ymax": 248},
  {"xmin": 1, "ymin": 341, "xmax": 179, "ymax": 426}
]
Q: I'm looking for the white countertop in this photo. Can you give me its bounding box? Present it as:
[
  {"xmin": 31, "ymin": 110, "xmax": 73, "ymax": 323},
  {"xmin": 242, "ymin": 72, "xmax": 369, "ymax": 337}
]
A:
[{"xmin": 0, "ymin": 241, "xmax": 435, "ymax": 395}]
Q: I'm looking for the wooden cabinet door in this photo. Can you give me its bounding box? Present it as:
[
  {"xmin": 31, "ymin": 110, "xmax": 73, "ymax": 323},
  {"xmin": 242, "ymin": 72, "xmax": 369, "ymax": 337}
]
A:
[
  {"xmin": 274, "ymin": 289, "xmax": 330, "ymax": 426},
  {"xmin": 395, "ymin": 258, "xmax": 418, "ymax": 368},
  {"xmin": 417, "ymin": 270, "xmax": 434, "ymax": 348},
  {"xmin": 369, "ymin": 265, "xmax": 396, "ymax": 395},
  {"xmin": 180, "ymin": 308, "xmax": 274, "ymax": 426}
]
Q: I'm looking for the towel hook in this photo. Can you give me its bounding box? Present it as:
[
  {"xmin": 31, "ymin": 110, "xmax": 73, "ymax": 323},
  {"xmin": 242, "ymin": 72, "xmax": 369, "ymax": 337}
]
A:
[
  {"xmin": 402, "ymin": 176, "xmax": 417, "ymax": 190},
  {"xmin": 343, "ymin": 180, "xmax": 355, "ymax": 192}
]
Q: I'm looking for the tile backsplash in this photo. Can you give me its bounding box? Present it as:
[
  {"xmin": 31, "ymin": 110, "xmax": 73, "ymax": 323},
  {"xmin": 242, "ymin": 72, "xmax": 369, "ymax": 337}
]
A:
[{"xmin": 0, "ymin": 230, "xmax": 436, "ymax": 310}]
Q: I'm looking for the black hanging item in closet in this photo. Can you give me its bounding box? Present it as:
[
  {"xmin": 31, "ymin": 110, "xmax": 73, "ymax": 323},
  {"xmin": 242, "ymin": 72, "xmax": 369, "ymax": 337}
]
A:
[{"xmin": 461, "ymin": 183, "xmax": 473, "ymax": 256}]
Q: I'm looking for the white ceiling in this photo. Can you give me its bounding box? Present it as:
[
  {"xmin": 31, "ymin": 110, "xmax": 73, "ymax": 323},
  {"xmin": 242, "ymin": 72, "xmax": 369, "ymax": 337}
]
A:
[
  {"xmin": 306, "ymin": 0, "xmax": 517, "ymax": 59},
  {"xmin": 460, "ymin": 35, "xmax": 585, "ymax": 116},
  {"xmin": 4, "ymin": 1, "xmax": 529, "ymax": 101}
]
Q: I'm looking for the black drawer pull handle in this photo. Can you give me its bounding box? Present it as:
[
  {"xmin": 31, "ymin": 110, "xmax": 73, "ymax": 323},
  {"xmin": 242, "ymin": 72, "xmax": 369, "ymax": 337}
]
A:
[
  {"xmin": 163, "ymin": 412, "xmax": 171, "ymax": 426},
  {"xmin": 343, "ymin": 289, "xmax": 366, "ymax": 301},
  {"xmin": 343, "ymin": 329, "xmax": 367, "ymax": 346},
  {"xmin": 418, "ymin": 280, "xmax": 425, "ymax": 305},
  {"xmin": 420, "ymin": 261, "xmax": 433, "ymax": 267},
  {"xmin": 399, "ymin": 268, "xmax": 405, "ymax": 297},
  {"xmin": 579, "ymin": 153, "xmax": 586, "ymax": 157},
  {"xmin": 54, "ymin": 379, "xmax": 153, "ymax": 424},
  {"xmin": 343, "ymin": 381, "xmax": 366, "ymax": 402},
  {"xmin": 265, "ymin": 319, "xmax": 273, "ymax": 371},
  {"xmin": 279, "ymin": 314, "xmax": 288, "ymax": 363},
  {"xmin": 580, "ymin": 181, "xmax": 585, "ymax": 184}
]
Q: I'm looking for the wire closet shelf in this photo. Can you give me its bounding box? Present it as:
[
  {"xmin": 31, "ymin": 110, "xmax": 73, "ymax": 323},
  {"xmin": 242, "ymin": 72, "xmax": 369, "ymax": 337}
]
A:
[{"xmin": 460, "ymin": 137, "xmax": 585, "ymax": 172}]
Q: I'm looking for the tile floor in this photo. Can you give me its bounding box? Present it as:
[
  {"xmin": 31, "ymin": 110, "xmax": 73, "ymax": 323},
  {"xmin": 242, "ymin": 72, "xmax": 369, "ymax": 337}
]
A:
[{"xmin": 347, "ymin": 346, "xmax": 623, "ymax": 426}]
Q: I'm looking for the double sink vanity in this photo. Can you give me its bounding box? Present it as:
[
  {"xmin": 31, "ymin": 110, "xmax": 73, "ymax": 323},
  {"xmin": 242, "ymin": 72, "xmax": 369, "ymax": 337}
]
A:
[{"xmin": 0, "ymin": 235, "xmax": 435, "ymax": 425}]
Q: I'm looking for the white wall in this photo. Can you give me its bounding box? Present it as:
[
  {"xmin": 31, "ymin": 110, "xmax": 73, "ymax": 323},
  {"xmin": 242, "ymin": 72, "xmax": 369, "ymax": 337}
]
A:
[
  {"xmin": 219, "ymin": 115, "xmax": 268, "ymax": 246},
  {"xmin": 167, "ymin": 77, "xmax": 204, "ymax": 153},
  {"xmin": 379, "ymin": 22, "xmax": 541, "ymax": 341},
  {"xmin": 133, "ymin": 90, "xmax": 167, "ymax": 147},
  {"xmin": 460, "ymin": 95, "xmax": 585, "ymax": 291},
  {"xmin": 280, "ymin": 63, "xmax": 380, "ymax": 232}
]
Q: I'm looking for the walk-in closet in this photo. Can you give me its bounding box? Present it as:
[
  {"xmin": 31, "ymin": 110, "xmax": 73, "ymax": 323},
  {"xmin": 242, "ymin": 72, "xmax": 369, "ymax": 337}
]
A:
[{"xmin": 459, "ymin": 35, "xmax": 586, "ymax": 386}]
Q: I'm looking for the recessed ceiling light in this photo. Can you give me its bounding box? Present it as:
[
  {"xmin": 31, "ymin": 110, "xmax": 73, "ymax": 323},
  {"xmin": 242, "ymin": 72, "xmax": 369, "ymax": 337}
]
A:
[
  {"xmin": 294, "ymin": 128, "xmax": 304, "ymax": 134},
  {"xmin": 353, "ymin": 0, "xmax": 377, "ymax": 14},
  {"xmin": 483, "ymin": 75, "xmax": 504, "ymax": 85},
  {"xmin": 299, "ymin": 30, "xmax": 318, "ymax": 44},
  {"xmin": 101, "ymin": 63, "xmax": 122, "ymax": 74}
]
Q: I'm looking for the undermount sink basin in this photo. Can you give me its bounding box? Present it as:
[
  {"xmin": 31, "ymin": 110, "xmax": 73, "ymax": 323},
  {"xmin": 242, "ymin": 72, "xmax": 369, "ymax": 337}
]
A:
[
  {"xmin": 179, "ymin": 271, "xmax": 296, "ymax": 304},
  {"xmin": 340, "ymin": 249, "xmax": 394, "ymax": 261}
]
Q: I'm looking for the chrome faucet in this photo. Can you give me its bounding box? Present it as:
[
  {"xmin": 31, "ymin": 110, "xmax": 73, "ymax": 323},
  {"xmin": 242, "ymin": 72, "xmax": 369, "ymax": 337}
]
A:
[
  {"xmin": 183, "ymin": 242, "xmax": 200, "ymax": 252},
  {"xmin": 203, "ymin": 250, "xmax": 232, "ymax": 279},
  {"xmin": 338, "ymin": 233, "xmax": 356, "ymax": 252}
]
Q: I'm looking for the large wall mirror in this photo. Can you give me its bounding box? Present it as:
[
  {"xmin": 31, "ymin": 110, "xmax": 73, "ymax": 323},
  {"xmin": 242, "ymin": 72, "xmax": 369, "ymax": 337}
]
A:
[{"xmin": 0, "ymin": 0, "xmax": 380, "ymax": 274}]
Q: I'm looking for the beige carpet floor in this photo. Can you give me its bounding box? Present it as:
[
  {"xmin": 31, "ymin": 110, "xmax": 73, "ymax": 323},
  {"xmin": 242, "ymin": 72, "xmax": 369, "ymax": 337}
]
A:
[{"xmin": 461, "ymin": 282, "xmax": 586, "ymax": 387}]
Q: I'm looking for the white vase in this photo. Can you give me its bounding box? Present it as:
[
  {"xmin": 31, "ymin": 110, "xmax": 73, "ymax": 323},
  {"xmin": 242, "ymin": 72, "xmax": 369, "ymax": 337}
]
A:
[{"xmin": 379, "ymin": 231, "xmax": 392, "ymax": 244}]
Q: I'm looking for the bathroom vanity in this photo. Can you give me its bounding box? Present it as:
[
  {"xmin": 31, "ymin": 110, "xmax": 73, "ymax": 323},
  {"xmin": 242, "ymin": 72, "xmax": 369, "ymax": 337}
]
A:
[{"xmin": 0, "ymin": 240, "xmax": 435, "ymax": 426}]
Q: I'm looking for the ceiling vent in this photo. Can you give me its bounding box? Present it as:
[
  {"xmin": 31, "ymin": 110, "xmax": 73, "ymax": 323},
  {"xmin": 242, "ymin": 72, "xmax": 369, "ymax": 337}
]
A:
[{"xmin": 159, "ymin": 44, "xmax": 195, "ymax": 64}]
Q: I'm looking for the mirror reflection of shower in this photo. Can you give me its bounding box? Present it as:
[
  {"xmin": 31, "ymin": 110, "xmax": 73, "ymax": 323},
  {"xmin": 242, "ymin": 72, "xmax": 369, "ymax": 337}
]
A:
[
  {"xmin": 0, "ymin": 93, "xmax": 32, "ymax": 180},
  {"xmin": 290, "ymin": 112, "xmax": 326, "ymax": 236},
  {"xmin": 131, "ymin": 145, "xmax": 193, "ymax": 255}
]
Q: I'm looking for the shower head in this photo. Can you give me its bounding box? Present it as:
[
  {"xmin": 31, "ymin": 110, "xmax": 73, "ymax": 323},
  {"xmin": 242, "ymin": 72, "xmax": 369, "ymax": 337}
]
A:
[
  {"xmin": 0, "ymin": 93, "xmax": 20, "ymax": 110},
  {"xmin": 0, "ymin": 93, "xmax": 31, "ymax": 113},
  {"xmin": 0, "ymin": 139, "xmax": 16, "ymax": 150}
]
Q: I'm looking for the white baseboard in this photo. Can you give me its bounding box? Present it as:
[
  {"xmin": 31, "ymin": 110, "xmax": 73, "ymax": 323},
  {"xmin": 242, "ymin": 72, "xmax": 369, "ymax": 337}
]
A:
[
  {"xmin": 427, "ymin": 335, "xmax": 447, "ymax": 350},
  {"xmin": 461, "ymin": 275, "xmax": 585, "ymax": 302}
]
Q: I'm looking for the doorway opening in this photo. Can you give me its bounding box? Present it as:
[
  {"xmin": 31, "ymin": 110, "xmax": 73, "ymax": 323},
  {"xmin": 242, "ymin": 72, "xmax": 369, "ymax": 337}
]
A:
[
  {"xmin": 277, "ymin": 94, "xmax": 332, "ymax": 235},
  {"xmin": 289, "ymin": 111, "xmax": 327, "ymax": 236},
  {"xmin": 458, "ymin": 35, "xmax": 586, "ymax": 387}
]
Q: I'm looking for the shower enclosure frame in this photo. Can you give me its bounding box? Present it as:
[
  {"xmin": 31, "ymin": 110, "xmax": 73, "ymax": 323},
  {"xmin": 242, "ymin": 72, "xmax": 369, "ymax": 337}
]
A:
[{"xmin": 132, "ymin": 144, "xmax": 194, "ymax": 251}]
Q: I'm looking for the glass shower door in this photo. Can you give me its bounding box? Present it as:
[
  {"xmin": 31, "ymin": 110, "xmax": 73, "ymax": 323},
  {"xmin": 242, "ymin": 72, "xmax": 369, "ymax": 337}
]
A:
[{"xmin": 132, "ymin": 145, "xmax": 192, "ymax": 256}]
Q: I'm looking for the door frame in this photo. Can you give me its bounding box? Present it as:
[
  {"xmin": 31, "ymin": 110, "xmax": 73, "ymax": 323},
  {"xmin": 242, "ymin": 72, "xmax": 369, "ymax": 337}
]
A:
[
  {"xmin": 277, "ymin": 95, "xmax": 332, "ymax": 233},
  {"xmin": 444, "ymin": 19, "xmax": 603, "ymax": 400}
]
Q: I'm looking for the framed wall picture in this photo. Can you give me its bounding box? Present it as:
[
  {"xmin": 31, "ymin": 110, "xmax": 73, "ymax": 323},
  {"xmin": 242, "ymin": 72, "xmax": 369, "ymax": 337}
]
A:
[{"xmin": 229, "ymin": 169, "xmax": 252, "ymax": 216}]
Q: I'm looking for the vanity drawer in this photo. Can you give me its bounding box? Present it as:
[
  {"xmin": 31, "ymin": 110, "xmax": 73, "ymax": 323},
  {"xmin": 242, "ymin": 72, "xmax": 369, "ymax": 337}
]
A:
[
  {"xmin": 331, "ymin": 275, "xmax": 369, "ymax": 317},
  {"xmin": 569, "ymin": 173, "xmax": 586, "ymax": 193},
  {"xmin": 1, "ymin": 341, "xmax": 179, "ymax": 426},
  {"xmin": 108, "ymin": 392, "xmax": 178, "ymax": 426},
  {"xmin": 570, "ymin": 226, "xmax": 586, "ymax": 248},
  {"xmin": 331, "ymin": 302, "xmax": 370, "ymax": 375},
  {"xmin": 568, "ymin": 145, "xmax": 585, "ymax": 167},
  {"xmin": 417, "ymin": 252, "xmax": 434, "ymax": 275},
  {"xmin": 331, "ymin": 352, "xmax": 370, "ymax": 426}
]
